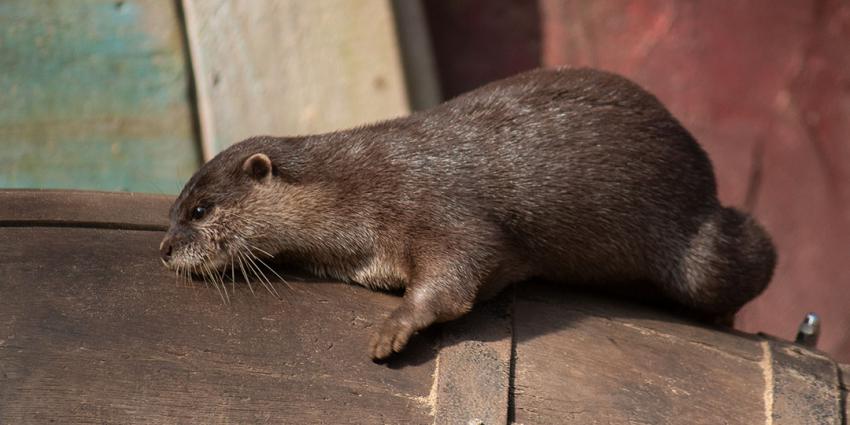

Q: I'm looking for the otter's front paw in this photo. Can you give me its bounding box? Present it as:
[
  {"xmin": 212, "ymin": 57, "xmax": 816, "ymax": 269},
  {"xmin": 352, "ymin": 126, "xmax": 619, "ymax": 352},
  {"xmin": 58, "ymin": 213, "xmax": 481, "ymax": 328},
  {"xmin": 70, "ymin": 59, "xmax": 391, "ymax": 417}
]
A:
[{"xmin": 369, "ymin": 314, "xmax": 416, "ymax": 361}]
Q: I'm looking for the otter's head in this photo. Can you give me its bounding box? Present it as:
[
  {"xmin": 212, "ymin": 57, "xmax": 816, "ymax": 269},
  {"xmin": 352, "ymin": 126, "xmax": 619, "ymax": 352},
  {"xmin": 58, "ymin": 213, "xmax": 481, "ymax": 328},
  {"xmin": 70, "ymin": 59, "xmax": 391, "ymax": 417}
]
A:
[{"xmin": 159, "ymin": 137, "xmax": 327, "ymax": 274}]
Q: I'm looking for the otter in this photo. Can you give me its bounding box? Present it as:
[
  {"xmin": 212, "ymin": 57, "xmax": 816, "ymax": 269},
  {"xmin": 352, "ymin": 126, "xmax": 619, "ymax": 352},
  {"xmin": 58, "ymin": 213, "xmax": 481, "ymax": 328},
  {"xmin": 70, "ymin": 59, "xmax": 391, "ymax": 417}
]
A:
[{"xmin": 159, "ymin": 68, "xmax": 776, "ymax": 360}]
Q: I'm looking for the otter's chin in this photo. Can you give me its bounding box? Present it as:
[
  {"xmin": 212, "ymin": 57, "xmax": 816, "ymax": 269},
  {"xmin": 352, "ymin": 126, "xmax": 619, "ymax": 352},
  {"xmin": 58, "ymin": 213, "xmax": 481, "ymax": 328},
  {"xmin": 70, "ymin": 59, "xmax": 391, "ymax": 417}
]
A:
[{"xmin": 164, "ymin": 250, "xmax": 231, "ymax": 273}]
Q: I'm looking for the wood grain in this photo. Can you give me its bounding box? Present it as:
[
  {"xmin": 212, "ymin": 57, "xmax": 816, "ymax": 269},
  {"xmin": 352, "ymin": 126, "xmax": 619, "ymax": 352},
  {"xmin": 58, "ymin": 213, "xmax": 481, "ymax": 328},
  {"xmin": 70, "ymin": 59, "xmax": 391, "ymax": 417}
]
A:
[
  {"xmin": 768, "ymin": 341, "xmax": 844, "ymax": 424},
  {"xmin": 0, "ymin": 0, "xmax": 200, "ymax": 193},
  {"xmin": 433, "ymin": 292, "xmax": 512, "ymax": 425},
  {"xmin": 512, "ymin": 283, "xmax": 766, "ymax": 425},
  {"xmin": 181, "ymin": 0, "xmax": 410, "ymax": 158},
  {"xmin": 0, "ymin": 189, "xmax": 172, "ymax": 230},
  {"xmin": 0, "ymin": 190, "xmax": 436, "ymax": 423},
  {"xmin": 0, "ymin": 227, "xmax": 435, "ymax": 424}
]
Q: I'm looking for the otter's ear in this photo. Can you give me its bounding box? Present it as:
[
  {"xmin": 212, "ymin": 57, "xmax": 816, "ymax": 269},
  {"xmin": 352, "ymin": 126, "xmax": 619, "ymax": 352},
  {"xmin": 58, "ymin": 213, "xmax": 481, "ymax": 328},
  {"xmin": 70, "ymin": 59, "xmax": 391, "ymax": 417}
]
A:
[{"xmin": 243, "ymin": 153, "xmax": 273, "ymax": 182}]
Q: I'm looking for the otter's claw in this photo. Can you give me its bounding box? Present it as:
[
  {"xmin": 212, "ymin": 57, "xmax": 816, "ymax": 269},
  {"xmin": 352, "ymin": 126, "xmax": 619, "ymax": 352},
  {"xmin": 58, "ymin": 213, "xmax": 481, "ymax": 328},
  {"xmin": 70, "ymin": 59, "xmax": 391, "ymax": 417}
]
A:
[{"xmin": 369, "ymin": 315, "xmax": 416, "ymax": 361}]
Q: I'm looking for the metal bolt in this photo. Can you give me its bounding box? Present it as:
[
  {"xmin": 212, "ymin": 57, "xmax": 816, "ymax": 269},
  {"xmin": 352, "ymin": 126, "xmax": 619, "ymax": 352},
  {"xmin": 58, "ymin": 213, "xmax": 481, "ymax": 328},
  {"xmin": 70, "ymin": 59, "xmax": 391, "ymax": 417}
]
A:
[{"xmin": 795, "ymin": 312, "xmax": 821, "ymax": 348}]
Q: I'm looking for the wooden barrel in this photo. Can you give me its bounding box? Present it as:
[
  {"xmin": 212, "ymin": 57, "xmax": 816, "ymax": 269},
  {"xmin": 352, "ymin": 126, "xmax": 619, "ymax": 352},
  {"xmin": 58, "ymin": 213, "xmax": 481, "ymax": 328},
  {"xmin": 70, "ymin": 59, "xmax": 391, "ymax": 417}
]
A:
[{"xmin": 0, "ymin": 190, "xmax": 846, "ymax": 424}]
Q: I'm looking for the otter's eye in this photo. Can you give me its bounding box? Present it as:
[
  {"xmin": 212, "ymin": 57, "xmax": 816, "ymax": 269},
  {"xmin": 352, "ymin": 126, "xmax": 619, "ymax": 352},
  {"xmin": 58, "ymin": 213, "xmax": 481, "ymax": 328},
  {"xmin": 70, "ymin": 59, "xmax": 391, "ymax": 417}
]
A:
[{"xmin": 190, "ymin": 206, "xmax": 208, "ymax": 221}]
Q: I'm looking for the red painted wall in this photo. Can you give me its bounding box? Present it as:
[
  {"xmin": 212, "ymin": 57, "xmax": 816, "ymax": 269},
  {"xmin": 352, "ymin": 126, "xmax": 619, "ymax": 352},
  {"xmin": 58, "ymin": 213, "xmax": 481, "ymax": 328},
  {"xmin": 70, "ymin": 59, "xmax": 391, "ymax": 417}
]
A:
[{"xmin": 425, "ymin": 0, "xmax": 850, "ymax": 361}]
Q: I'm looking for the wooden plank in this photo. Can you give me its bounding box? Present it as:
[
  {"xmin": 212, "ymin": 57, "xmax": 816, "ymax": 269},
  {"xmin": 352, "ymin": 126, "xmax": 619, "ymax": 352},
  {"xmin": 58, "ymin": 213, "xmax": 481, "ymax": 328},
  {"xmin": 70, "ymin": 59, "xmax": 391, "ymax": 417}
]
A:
[
  {"xmin": 0, "ymin": 190, "xmax": 435, "ymax": 423},
  {"xmin": 0, "ymin": 0, "xmax": 200, "ymax": 193},
  {"xmin": 0, "ymin": 226, "xmax": 435, "ymax": 424},
  {"xmin": 512, "ymin": 283, "xmax": 765, "ymax": 425},
  {"xmin": 182, "ymin": 0, "xmax": 410, "ymax": 158},
  {"xmin": 516, "ymin": 283, "xmax": 765, "ymax": 362},
  {"xmin": 768, "ymin": 341, "xmax": 844, "ymax": 424},
  {"xmin": 0, "ymin": 189, "xmax": 172, "ymax": 230},
  {"xmin": 433, "ymin": 291, "xmax": 512, "ymax": 425}
]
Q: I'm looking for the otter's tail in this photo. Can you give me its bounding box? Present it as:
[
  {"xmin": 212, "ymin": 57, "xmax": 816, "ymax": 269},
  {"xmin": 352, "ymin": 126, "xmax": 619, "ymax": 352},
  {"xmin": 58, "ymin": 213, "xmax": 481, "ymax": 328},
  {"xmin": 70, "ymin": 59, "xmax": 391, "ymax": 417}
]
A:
[{"xmin": 664, "ymin": 207, "xmax": 777, "ymax": 316}]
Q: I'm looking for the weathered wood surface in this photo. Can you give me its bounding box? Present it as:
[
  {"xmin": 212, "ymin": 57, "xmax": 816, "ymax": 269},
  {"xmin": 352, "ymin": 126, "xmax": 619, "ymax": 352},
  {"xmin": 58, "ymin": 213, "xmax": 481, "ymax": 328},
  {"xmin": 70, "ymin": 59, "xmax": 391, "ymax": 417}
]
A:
[
  {"xmin": 0, "ymin": 213, "xmax": 436, "ymax": 422},
  {"xmin": 0, "ymin": 189, "xmax": 170, "ymax": 230},
  {"xmin": 181, "ymin": 0, "xmax": 410, "ymax": 158},
  {"xmin": 1, "ymin": 190, "xmax": 846, "ymax": 424},
  {"xmin": 768, "ymin": 340, "xmax": 844, "ymax": 424},
  {"xmin": 512, "ymin": 283, "xmax": 848, "ymax": 425},
  {"xmin": 433, "ymin": 292, "xmax": 512, "ymax": 425},
  {"xmin": 0, "ymin": 0, "xmax": 200, "ymax": 193}
]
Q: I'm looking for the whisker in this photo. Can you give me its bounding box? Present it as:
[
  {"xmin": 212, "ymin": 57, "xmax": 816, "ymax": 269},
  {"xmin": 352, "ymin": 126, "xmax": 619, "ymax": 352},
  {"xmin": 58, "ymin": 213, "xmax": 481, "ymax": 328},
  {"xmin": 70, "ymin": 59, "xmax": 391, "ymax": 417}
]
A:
[
  {"xmin": 236, "ymin": 252, "xmax": 256, "ymax": 296},
  {"xmin": 229, "ymin": 260, "xmax": 236, "ymax": 293},
  {"xmin": 239, "ymin": 250, "xmax": 269, "ymax": 295},
  {"xmin": 197, "ymin": 265, "xmax": 209, "ymax": 288},
  {"xmin": 184, "ymin": 265, "xmax": 193, "ymax": 288},
  {"xmin": 202, "ymin": 262, "xmax": 228, "ymax": 304},
  {"xmin": 251, "ymin": 246, "xmax": 274, "ymax": 258},
  {"xmin": 248, "ymin": 250, "xmax": 295, "ymax": 293},
  {"xmin": 216, "ymin": 265, "xmax": 229, "ymax": 295},
  {"xmin": 215, "ymin": 264, "xmax": 231, "ymax": 304},
  {"xmin": 244, "ymin": 253, "xmax": 281, "ymax": 299}
]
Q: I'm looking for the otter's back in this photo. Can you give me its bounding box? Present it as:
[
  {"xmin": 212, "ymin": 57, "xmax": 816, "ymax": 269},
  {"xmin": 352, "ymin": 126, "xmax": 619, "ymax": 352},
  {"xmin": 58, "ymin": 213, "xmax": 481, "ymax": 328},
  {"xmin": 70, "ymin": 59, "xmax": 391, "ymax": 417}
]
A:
[{"xmin": 391, "ymin": 69, "xmax": 718, "ymax": 267}]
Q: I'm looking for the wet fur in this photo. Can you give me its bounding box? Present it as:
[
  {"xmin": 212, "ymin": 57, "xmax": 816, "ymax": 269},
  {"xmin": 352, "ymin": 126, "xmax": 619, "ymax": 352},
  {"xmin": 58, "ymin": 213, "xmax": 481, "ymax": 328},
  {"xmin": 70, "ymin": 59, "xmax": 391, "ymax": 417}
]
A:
[{"xmin": 161, "ymin": 68, "xmax": 777, "ymax": 360}]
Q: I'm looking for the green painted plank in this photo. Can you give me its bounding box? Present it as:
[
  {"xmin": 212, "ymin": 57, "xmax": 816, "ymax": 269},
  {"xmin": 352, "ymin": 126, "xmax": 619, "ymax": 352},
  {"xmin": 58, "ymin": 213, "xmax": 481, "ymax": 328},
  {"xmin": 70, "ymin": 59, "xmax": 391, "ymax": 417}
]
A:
[{"xmin": 0, "ymin": 0, "xmax": 200, "ymax": 193}]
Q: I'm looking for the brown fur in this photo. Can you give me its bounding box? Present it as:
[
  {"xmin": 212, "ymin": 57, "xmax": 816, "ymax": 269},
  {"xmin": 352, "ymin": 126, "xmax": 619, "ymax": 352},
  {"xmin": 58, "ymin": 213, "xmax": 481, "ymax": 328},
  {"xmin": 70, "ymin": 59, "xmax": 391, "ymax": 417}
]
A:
[{"xmin": 160, "ymin": 68, "xmax": 777, "ymax": 360}]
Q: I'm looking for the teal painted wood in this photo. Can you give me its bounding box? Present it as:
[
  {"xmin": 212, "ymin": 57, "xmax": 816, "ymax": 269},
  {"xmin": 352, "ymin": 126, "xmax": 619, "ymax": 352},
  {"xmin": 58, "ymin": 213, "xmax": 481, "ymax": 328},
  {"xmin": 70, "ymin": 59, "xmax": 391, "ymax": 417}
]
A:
[{"xmin": 0, "ymin": 0, "xmax": 200, "ymax": 194}]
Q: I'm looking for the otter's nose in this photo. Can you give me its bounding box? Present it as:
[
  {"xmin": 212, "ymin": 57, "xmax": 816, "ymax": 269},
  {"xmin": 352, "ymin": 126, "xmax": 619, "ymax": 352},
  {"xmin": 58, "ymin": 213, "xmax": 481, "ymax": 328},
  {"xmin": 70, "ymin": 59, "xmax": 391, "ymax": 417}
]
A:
[{"xmin": 160, "ymin": 239, "xmax": 173, "ymax": 262}]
